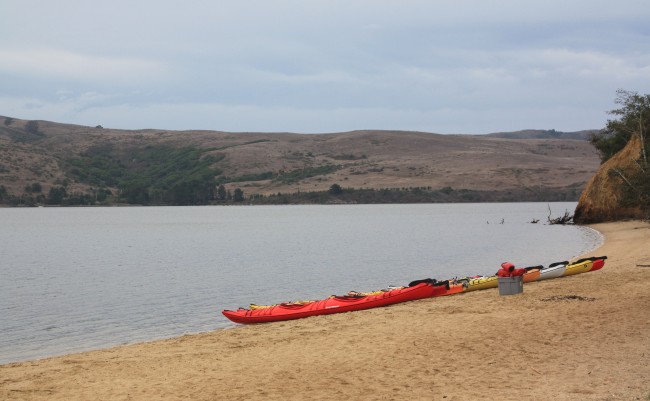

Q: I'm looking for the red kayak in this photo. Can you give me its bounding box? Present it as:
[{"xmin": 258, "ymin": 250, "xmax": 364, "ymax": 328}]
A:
[{"xmin": 222, "ymin": 282, "xmax": 447, "ymax": 324}]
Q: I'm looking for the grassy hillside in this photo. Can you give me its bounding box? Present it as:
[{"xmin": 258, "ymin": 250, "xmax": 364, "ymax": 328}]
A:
[{"xmin": 0, "ymin": 116, "xmax": 601, "ymax": 206}]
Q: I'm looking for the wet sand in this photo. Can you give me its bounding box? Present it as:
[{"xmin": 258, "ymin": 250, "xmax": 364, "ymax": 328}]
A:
[{"xmin": 1, "ymin": 220, "xmax": 649, "ymax": 401}]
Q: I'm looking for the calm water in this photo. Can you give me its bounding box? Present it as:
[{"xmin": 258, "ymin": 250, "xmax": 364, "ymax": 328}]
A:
[{"xmin": 0, "ymin": 203, "xmax": 602, "ymax": 364}]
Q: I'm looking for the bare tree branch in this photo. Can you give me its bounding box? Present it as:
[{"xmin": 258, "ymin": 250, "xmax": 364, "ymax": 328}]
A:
[
  {"xmin": 610, "ymin": 168, "xmax": 635, "ymax": 189},
  {"xmin": 639, "ymin": 111, "xmax": 647, "ymax": 165}
]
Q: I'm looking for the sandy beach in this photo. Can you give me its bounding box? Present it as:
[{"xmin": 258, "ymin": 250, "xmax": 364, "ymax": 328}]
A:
[{"xmin": 1, "ymin": 220, "xmax": 648, "ymax": 401}]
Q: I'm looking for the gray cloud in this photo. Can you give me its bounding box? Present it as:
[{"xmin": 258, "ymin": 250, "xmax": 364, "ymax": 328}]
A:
[{"xmin": 1, "ymin": 0, "xmax": 649, "ymax": 133}]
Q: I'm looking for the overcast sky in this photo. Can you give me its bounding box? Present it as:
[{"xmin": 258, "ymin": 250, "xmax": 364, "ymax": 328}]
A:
[{"xmin": 1, "ymin": 1, "xmax": 649, "ymax": 134}]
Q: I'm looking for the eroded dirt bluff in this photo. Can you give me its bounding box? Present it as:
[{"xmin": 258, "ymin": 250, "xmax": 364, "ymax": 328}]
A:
[{"xmin": 574, "ymin": 134, "xmax": 646, "ymax": 223}]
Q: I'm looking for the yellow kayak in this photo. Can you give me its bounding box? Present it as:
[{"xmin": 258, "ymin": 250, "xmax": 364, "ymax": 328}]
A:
[
  {"xmin": 250, "ymin": 300, "xmax": 316, "ymax": 310},
  {"xmin": 562, "ymin": 259, "xmax": 594, "ymax": 277},
  {"xmin": 463, "ymin": 275, "xmax": 499, "ymax": 292}
]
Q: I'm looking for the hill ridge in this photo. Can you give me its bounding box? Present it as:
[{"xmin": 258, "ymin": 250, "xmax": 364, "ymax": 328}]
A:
[{"xmin": 0, "ymin": 115, "xmax": 601, "ymax": 205}]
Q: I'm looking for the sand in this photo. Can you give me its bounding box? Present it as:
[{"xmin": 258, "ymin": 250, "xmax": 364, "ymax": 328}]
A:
[{"xmin": 1, "ymin": 221, "xmax": 649, "ymax": 401}]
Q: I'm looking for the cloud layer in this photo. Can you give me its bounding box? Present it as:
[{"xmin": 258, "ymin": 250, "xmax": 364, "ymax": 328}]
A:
[{"xmin": 1, "ymin": 0, "xmax": 649, "ymax": 133}]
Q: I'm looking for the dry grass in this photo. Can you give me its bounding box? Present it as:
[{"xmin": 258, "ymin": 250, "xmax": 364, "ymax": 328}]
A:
[
  {"xmin": 575, "ymin": 134, "xmax": 646, "ymax": 222},
  {"xmin": 0, "ymin": 117, "xmax": 601, "ymax": 197}
]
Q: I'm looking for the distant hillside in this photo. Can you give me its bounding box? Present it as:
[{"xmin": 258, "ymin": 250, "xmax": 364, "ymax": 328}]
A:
[
  {"xmin": 485, "ymin": 129, "xmax": 596, "ymax": 140},
  {"xmin": 0, "ymin": 116, "xmax": 601, "ymax": 206}
]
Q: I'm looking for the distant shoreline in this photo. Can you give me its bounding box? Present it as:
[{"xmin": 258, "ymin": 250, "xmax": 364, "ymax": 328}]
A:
[{"xmin": 2, "ymin": 185, "xmax": 584, "ymax": 207}]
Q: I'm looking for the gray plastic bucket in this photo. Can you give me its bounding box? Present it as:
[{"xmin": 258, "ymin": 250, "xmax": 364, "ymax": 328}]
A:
[{"xmin": 497, "ymin": 276, "xmax": 523, "ymax": 296}]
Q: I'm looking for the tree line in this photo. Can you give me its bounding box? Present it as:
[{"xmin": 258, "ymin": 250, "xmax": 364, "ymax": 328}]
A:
[{"xmin": 1, "ymin": 180, "xmax": 584, "ymax": 207}]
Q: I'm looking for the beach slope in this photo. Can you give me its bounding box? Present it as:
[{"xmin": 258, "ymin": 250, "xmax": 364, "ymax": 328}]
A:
[{"xmin": 1, "ymin": 221, "xmax": 649, "ymax": 401}]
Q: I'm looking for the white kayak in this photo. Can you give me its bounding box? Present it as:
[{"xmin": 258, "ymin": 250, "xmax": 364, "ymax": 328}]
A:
[{"xmin": 538, "ymin": 261, "xmax": 568, "ymax": 280}]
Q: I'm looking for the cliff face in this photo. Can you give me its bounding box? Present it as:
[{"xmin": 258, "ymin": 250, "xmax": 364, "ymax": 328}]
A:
[{"xmin": 574, "ymin": 134, "xmax": 646, "ymax": 223}]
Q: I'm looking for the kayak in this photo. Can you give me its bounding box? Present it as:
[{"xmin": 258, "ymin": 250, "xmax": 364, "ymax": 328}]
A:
[
  {"xmin": 463, "ymin": 275, "xmax": 498, "ymax": 292},
  {"xmin": 222, "ymin": 257, "xmax": 607, "ymax": 324},
  {"xmin": 545, "ymin": 256, "xmax": 607, "ymax": 277},
  {"xmin": 539, "ymin": 256, "xmax": 606, "ymax": 280},
  {"xmin": 523, "ymin": 269, "xmax": 541, "ymax": 283},
  {"xmin": 538, "ymin": 262, "xmax": 567, "ymax": 281},
  {"xmin": 442, "ymin": 283, "xmax": 465, "ymax": 296},
  {"xmin": 222, "ymin": 282, "xmax": 448, "ymax": 324},
  {"xmin": 562, "ymin": 259, "xmax": 595, "ymax": 277}
]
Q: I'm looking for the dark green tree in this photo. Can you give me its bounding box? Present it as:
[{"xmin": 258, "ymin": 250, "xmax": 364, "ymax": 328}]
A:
[
  {"xmin": 217, "ymin": 184, "xmax": 227, "ymax": 200},
  {"xmin": 166, "ymin": 178, "xmax": 216, "ymax": 205},
  {"xmin": 329, "ymin": 183, "xmax": 343, "ymax": 195},
  {"xmin": 47, "ymin": 186, "xmax": 67, "ymax": 205},
  {"xmin": 25, "ymin": 120, "xmax": 41, "ymax": 135},
  {"xmin": 233, "ymin": 188, "xmax": 244, "ymax": 202},
  {"xmin": 590, "ymin": 90, "xmax": 650, "ymax": 163},
  {"xmin": 120, "ymin": 179, "xmax": 151, "ymax": 204}
]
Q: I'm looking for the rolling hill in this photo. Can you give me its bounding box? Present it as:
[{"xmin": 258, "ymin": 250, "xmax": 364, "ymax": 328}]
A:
[{"xmin": 0, "ymin": 116, "xmax": 601, "ymax": 205}]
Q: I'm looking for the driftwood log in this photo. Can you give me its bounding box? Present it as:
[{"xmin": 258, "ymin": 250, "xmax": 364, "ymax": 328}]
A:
[{"xmin": 547, "ymin": 205, "xmax": 574, "ymax": 225}]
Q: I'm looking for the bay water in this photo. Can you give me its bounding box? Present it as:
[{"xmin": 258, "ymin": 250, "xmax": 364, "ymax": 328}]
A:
[{"xmin": 0, "ymin": 202, "xmax": 602, "ymax": 364}]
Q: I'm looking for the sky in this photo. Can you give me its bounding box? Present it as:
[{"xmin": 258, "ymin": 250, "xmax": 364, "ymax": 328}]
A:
[{"xmin": 1, "ymin": 1, "xmax": 649, "ymax": 134}]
